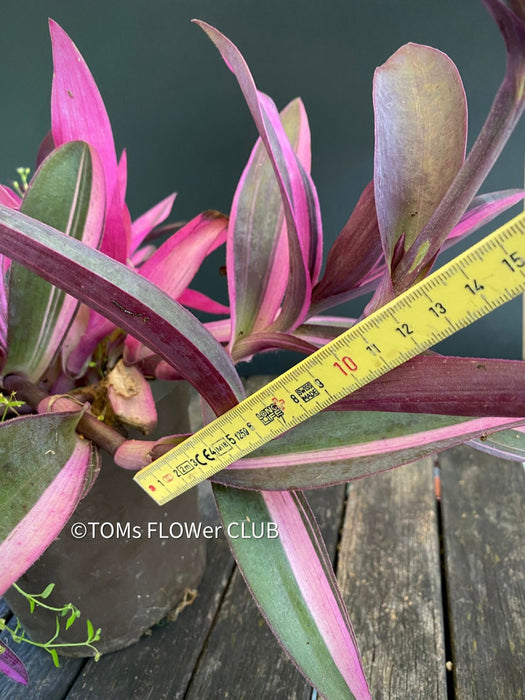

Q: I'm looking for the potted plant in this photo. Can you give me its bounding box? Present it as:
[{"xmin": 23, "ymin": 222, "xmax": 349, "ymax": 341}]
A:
[{"xmin": 1, "ymin": 0, "xmax": 525, "ymax": 697}]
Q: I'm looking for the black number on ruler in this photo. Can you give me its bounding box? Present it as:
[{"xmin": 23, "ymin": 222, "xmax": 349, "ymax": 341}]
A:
[
  {"xmin": 501, "ymin": 251, "xmax": 525, "ymax": 272},
  {"xmin": 464, "ymin": 279, "xmax": 484, "ymax": 294},
  {"xmin": 366, "ymin": 343, "xmax": 381, "ymax": 355},
  {"xmin": 395, "ymin": 323, "xmax": 414, "ymax": 338},
  {"xmin": 428, "ymin": 302, "xmax": 447, "ymax": 317}
]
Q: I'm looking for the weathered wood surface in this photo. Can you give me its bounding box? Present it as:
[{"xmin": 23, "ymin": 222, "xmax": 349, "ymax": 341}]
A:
[
  {"xmin": 440, "ymin": 445, "xmax": 525, "ymax": 699},
  {"xmin": 0, "ymin": 446, "xmax": 523, "ymax": 699},
  {"xmin": 338, "ymin": 457, "xmax": 447, "ymax": 700}
]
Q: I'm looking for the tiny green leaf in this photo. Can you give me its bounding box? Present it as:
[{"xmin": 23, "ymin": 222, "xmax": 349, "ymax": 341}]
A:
[
  {"xmin": 40, "ymin": 583, "xmax": 55, "ymax": 599},
  {"xmin": 49, "ymin": 648, "xmax": 60, "ymax": 668}
]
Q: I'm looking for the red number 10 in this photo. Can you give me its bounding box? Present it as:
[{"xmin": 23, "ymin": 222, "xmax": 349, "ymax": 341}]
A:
[{"xmin": 333, "ymin": 356, "xmax": 358, "ymax": 375}]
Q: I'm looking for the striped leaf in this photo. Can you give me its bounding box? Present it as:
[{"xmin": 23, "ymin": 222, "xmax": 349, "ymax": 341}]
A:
[
  {"xmin": 0, "ymin": 204, "xmax": 244, "ymax": 414},
  {"xmin": 0, "ymin": 411, "xmax": 94, "ymax": 594},
  {"xmin": 212, "ymin": 411, "xmax": 525, "ymax": 490},
  {"xmin": 4, "ymin": 141, "xmax": 105, "ymax": 382},
  {"xmin": 214, "ymin": 485, "xmax": 370, "ymax": 699}
]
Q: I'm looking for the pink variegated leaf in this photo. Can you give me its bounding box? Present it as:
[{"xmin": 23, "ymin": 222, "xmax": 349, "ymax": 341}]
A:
[
  {"xmin": 232, "ymin": 331, "xmax": 318, "ymax": 363},
  {"xmin": 444, "ymin": 189, "xmax": 525, "ymax": 246},
  {"xmin": 331, "ymin": 356, "xmax": 525, "ymax": 416},
  {"xmin": 0, "ymin": 643, "xmax": 28, "ymax": 685},
  {"xmin": 0, "ymin": 186, "xmax": 21, "ymax": 209},
  {"xmin": 106, "ymin": 360, "xmax": 157, "ymax": 434},
  {"xmin": 0, "ymin": 411, "xmax": 95, "ymax": 595},
  {"xmin": 130, "ymin": 192, "xmax": 177, "ymax": 255},
  {"xmin": 130, "ymin": 243, "xmax": 156, "ymax": 267},
  {"xmin": 227, "ymin": 99, "xmax": 312, "ymax": 348},
  {"xmin": 196, "ymin": 21, "xmax": 322, "ymax": 332},
  {"xmin": 293, "ymin": 316, "xmax": 357, "ymax": 347},
  {"xmin": 214, "ymin": 485, "xmax": 370, "ymax": 699},
  {"xmin": 4, "ymin": 141, "xmax": 105, "ymax": 383},
  {"xmin": 374, "ymin": 43, "xmax": 467, "ymax": 271},
  {"xmin": 204, "ymin": 318, "xmax": 231, "ymax": 343},
  {"xmin": 50, "ymin": 19, "xmax": 117, "ymax": 202},
  {"xmin": 0, "ymin": 256, "xmax": 8, "ymax": 355},
  {"xmin": 311, "ymin": 181, "xmax": 384, "ymax": 314},
  {"xmin": 62, "ymin": 308, "xmax": 115, "ymax": 379},
  {"xmin": 49, "ymin": 19, "xmax": 128, "ymax": 263},
  {"xmin": 125, "ymin": 211, "xmax": 228, "ymax": 363},
  {"xmin": 213, "ymin": 412, "xmax": 525, "ymax": 490},
  {"xmin": 137, "ymin": 211, "xmax": 227, "ymax": 297},
  {"xmin": 0, "ymin": 204, "xmax": 244, "ymax": 413},
  {"xmin": 177, "ymin": 288, "xmax": 230, "ymax": 315}
]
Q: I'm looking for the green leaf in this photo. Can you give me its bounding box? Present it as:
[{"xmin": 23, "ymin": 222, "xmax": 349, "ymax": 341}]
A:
[
  {"xmin": 0, "ymin": 412, "xmax": 80, "ymax": 542},
  {"xmin": 0, "ymin": 412, "xmax": 94, "ymax": 595},
  {"xmin": 86, "ymin": 618, "xmax": 94, "ymax": 639},
  {"xmin": 49, "ymin": 648, "xmax": 60, "ymax": 668},
  {"xmin": 212, "ymin": 410, "xmax": 525, "ymax": 490},
  {"xmin": 65, "ymin": 612, "xmax": 77, "ymax": 630},
  {"xmin": 4, "ymin": 141, "xmax": 105, "ymax": 382},
  {"xmin": 40, "ymin": 583, "xmax": 56, "ymax": 599},
  {"xmin": 214, "ymin": 485, "xmax": 370, "ymax": 699}
]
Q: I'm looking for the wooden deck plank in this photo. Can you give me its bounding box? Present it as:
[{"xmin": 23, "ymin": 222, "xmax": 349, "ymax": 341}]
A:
[
  {"xmin": 185, "ymin": 486, "xmax": 346, "ymax": 700},
  {"xmin": 439, "ymin": 445, "xmax": 525, "ymax": 699},
  {"xmin": 0, "ymin": 622, "xmax": 84, "ymax": 700},
  {"xmin": 338, "ymin": 458, "xmax": 447, "ymax": 699},
  {"xmin": 65, "ymin": 482, "xmax": 236, "ymax": 700}
]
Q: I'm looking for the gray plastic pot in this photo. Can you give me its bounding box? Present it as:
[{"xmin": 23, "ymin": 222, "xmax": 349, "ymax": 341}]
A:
[{"xmin": 4, "ymin": 381, "xmax": 206, "ymax": 656}]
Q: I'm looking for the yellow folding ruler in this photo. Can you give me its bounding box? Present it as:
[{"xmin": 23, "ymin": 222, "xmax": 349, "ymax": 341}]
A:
[{"xmin": 135, "ymin": 211, "xmax": 525, "ymax": 504}]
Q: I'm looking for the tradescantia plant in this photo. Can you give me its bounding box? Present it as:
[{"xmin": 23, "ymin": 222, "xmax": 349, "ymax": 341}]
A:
[{"xmin": 1, "ymin": 1, "xmax": 525, "ymax": 696}]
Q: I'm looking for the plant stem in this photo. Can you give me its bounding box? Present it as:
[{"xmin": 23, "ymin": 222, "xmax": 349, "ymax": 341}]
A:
[{"xmin": 2, "ymin": 374, "xmax": 126, "ymax": 456}]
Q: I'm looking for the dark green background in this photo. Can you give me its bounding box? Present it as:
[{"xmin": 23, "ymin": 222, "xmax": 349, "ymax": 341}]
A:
[{"xmin": 2, "ymin": 0, "xmax": 523, "ymax": 372}]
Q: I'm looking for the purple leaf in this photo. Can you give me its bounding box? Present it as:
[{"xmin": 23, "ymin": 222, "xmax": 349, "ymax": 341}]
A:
[
  {"xmin": 0, "ymin": 411, "xmax": 94, "ymax": 594},
  {"xmin": 3, "ymin": 141, "xmax": 105, "ymax": 383},
  {"xmin": 331, "ymin": 355, "xmax": 525, "ymax": 416},
  {"xmin": 231, "ymin": 331, "xmax": 318, "ymax": 363},
  {"xmin": 213, "ymin": 485, "xmax": 370, "ymax": 699},
  {"xmin": 35, "ymin": 130, "xmax": 56, "ymax": 168},
  {"xmin": 374, "ymin": 43, "xmax": 467, "ymax": 269},
  {"xmin": 213, "ymin": 412, "xmax": 525, "ymax": 490},
  {"xmin": 378, "ymin": 1, "xmax": 525, "ymax": 299},
  {"xmin": 311, "ymin": 181, "xmax": 384, "ymax": 313},
  {"xmin": 0, "ymin": 643, "xmax": 28, "ymax": 685},
  {"xmin": 0, "ymin": 204, "xmax": 244, "ymax": 414},
  {"xmin": 444, "ymin": 188, "xmax": 525, "ymax": 247},
  {"xmin": 195, "ymin": 21, "xmax": 322, "ymax": 332}
]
